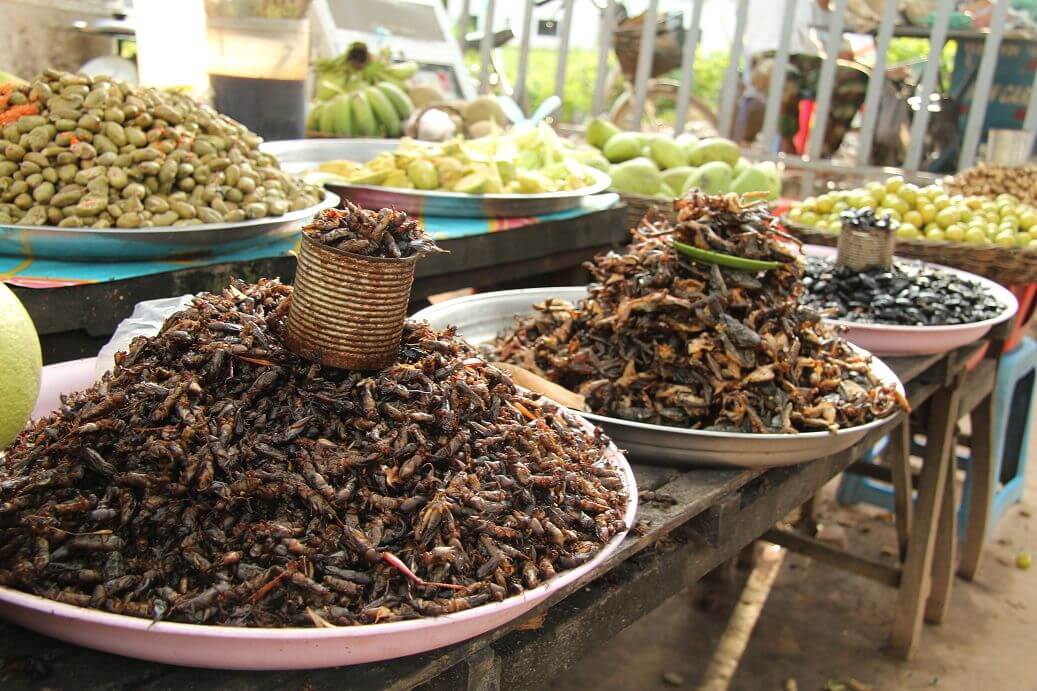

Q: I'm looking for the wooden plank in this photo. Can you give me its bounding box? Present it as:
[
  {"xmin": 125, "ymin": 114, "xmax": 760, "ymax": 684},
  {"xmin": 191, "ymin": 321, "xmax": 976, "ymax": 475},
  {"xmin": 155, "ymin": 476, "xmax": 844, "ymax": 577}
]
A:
[
  {"xmin": 957, "ymin": 357, "xmax": 997, "ymax": 417},
  {"xmin": 958, "ymin": 393, "xmax": 996, "ymax": 581},
  {"xmin": 925, "ymin": 443, "xmax": 958, "ymax": 624},
  {"xmin": 889, "ymin": 375, "xmax": 962, "ymax": 659},
  {"xmin": 763, "ymin": 529, "xmax": 901, "ymax": 588},
  {"xmin": 907, "ymin": 380, "xmax": 942, "ymax": 410},
  {"xmin": 631, "ymin": 464, "xmax": 684, "ymax": 492},
  {"xmin": 886, "ymin": 353, "xmax": 945, "ymax": 388},
  {"xmin": 889, "ymin": 419, "xmax": 916, "ymax": 560}
]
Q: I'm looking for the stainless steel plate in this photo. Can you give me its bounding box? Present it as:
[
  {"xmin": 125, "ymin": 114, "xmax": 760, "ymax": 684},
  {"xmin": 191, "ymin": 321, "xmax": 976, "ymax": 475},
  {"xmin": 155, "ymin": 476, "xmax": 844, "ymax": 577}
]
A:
[
  {"xmin": 412, "ymin": 287, "xmax": 905, "ymax": 468},
  {"xmin": 261, "ymin": 138, "xmax": 611, "ymax": 218},
  {"xmin": 0, "ymin": 191, "xmax": 339, "ymax": 261}
]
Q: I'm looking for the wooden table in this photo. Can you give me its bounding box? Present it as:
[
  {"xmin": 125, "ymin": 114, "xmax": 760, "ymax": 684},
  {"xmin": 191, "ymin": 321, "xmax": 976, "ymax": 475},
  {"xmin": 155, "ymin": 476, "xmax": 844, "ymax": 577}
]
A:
[
  {"xmin": 767, "ymin": 326, "xmax": 1011, "ymax": 659},
  {"xmin": 9, "ymin": 206, "xmax": 627, "ymax": 365},
  {"xmin": 0, "ymin": 343, "xmax": 980, "ymax": 689}
]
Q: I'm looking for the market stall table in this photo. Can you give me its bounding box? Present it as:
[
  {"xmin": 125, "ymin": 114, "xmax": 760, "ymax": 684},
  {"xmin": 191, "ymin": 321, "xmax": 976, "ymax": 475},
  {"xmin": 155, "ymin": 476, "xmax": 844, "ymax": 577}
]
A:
[
  {"xmin": 0, "ymin": 197, "xmax": 625, "ymax": 364},
  {"xmin": 0, "ymin": 338, "xmax": 998, "ymax": 688}
]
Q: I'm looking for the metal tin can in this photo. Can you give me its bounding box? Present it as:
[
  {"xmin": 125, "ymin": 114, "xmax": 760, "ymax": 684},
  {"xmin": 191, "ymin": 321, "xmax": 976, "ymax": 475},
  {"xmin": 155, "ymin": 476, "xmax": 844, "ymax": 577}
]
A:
[{"xmin": 285, "ymin": 233, "xmax": 417, "ymax": 370}]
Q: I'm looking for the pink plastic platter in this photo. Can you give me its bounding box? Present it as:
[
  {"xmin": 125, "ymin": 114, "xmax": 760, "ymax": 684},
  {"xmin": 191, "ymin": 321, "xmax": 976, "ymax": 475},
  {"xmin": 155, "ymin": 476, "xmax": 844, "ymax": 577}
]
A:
[
  {"xmin": 0, "ymin": 358, "xmax": 638, "ymax": 670},
  {"xmin": 804, "ymin": 245, "xmax": 1019, "ymax": 357}
]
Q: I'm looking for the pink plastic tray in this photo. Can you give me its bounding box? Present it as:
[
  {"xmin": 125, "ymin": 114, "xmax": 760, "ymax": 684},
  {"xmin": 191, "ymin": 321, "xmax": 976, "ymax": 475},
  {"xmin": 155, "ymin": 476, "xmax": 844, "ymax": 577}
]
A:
[
  {"xmin": 1, "ymin": 358, "xmax": 638, "ymax": 670},
  {"xmin": 804, "ymin": 245, "xmax": 1019, "ymax": 357}
]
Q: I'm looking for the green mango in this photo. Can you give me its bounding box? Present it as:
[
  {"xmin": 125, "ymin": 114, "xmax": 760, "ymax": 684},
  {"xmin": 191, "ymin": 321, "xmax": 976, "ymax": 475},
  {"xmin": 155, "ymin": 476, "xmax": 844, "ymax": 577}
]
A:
[
  {"xmin": 733, "ymin": 158, "xmax": 749, "ymax": 177},
  {"xmin": 755, "ymin": 161, "xmax": 782, "ymax": 200},
  {"xmin": 687, "ymin": 137, "xmax": 740, "ymax": 166},
  {"xmin": 685, "ymin": 161, "xmax": 732, "ymax": 195},
  {"xmin": 650, "ymin": 137, "xmax": 688, "ymax": 170},
  {"xmin": 681, "ymin": 168, "xmax": 703, "ymax": 195},
  {"xmin": 626, "ymin": 156, "xmax": 659, "ymax": 171},
  {"xmin": 731, "ymin": 166, "xmax": 770, "ymax": 197},
  {"xmin": 608, "ymin": 158, "xmax": 663, "ymax": 196},
  {"xmin": 662, "ymin": 166, "xmax": 696, "ymax": 195},
  {"xmin": 660, "ymin": 182, "xmax": 677, "ymax": 198},
  {"xmin": 586, "ymin": 116, "xmax": 621, "ymax": 149},
  {"xmin": 675, "ymin": 132, "xmax": 699, "ymax": 158},
  {"xmin": 602, "ymin": 132, "xmax": 642, "ymax": 163}
]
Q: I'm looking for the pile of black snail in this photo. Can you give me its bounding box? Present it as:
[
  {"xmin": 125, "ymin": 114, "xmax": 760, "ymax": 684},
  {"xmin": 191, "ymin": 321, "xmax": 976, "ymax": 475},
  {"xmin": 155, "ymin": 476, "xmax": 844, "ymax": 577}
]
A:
[
  {"xmin": 0, "ymin": 279, "xmax": 627, "ymax": 626},
  {"xmin": 0, "ymin": 70, "xmax": 322, "ymax": 228},
  {"xmin": 801, "ymin": 256, "xmax": 1004, "ymax": 326}
]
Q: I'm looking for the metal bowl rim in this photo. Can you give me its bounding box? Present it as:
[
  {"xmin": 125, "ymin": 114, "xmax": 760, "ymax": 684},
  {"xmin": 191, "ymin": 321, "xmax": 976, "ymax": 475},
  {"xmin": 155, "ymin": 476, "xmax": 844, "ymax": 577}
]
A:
[
  {"xmin": 0, "ymin": 190, "xmax": 339, "ymax": 238},
  {"xmin": 411, "ymin": 285, "xmax": 906, "ymax": 442},
  {"xmin": 328, "ymin": 166, "xmax": 611, "ymax": 202}
]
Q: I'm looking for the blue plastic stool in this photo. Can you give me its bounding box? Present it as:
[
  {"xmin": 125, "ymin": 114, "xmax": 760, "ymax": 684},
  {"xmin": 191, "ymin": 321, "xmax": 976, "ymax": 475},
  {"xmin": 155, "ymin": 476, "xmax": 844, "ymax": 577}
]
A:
[{"xmin": 836, "ymin": 337, "xmax": 1037, "ymax": 541}]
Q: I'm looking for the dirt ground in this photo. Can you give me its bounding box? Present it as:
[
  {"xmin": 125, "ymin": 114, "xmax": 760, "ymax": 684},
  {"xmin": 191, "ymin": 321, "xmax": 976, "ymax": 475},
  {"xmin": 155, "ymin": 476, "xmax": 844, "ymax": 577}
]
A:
[{"xmin": 552, "ymin": 421, "xmax": 1037, "ymax": 690}]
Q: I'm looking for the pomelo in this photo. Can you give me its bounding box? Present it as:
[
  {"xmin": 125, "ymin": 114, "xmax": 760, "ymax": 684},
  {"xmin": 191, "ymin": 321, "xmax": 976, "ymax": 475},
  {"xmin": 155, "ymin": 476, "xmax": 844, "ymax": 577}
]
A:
[{"xmin": 0, "ymin": 283, "xmax": 41, "ymax": 448}]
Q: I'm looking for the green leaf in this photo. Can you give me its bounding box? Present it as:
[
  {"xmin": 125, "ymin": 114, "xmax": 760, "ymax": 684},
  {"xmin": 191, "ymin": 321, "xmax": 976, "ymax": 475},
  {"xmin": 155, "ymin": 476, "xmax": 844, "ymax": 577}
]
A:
[{"xmin": 672, "ymin": 240, "xmax": 780, "ymax": 271}]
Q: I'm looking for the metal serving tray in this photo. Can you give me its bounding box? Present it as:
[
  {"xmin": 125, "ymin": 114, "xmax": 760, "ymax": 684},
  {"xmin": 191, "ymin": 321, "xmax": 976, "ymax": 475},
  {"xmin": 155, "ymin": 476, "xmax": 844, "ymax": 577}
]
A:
[
  {"xmin": 261, "ymin": 138, "xmax": 611, "ymax": 218},
  {"xmin": 412, "ymin": 287, "xmax": 905, "ymax": 468},
  {"xmin": 0, "ymin": 191, "xmax": 339, "ymax": 261}
]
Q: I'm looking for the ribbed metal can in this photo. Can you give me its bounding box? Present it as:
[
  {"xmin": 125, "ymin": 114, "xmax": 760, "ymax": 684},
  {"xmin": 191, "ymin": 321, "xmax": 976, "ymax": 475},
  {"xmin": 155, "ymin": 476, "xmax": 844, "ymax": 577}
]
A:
[{"xmin": 285, "ymin": 233, "xmax": 417, "ymax": 370}]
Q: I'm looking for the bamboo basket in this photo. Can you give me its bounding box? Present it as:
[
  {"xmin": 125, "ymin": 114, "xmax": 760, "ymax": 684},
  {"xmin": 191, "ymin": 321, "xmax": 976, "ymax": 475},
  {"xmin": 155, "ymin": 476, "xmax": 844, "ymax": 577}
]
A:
[
  {"xmin": 618, "ymin": 192, "xmax": 677, "ymax": 231},
  {"xmin": 787, "ymin": 222, "xmax": 1037, "ymax": 286},
  {"xmin": 614, "ymin": 12, "xmax": 685, "ymax": 80}
]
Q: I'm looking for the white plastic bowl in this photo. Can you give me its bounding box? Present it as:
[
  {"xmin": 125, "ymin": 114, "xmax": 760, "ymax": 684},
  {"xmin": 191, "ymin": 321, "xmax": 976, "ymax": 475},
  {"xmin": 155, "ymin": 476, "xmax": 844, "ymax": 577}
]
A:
[
  {"xmin": 1, "ymin": 359, "xmax": 638, "ymax": 670},
  {"xmin": 804, "ymin": 245, "xmax": 1019, "ymax": 357}
]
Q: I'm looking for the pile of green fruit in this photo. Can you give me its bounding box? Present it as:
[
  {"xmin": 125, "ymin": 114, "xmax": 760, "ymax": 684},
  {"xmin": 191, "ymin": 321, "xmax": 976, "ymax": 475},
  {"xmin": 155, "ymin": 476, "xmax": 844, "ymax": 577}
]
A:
[
  {"xmin": 306, "ymin": 42, "xmax": 416, "ymax": 138},
  {"xmin": 314, "ymin": 124, "xmax": 598, "ymax": 195},
  {"xmin": 787, "ymin": 177, "xmax": 1037, "ymax": 249},
  {"xmin": 583, "ymin": 116, "xmax": 781, "ymax": 200}
]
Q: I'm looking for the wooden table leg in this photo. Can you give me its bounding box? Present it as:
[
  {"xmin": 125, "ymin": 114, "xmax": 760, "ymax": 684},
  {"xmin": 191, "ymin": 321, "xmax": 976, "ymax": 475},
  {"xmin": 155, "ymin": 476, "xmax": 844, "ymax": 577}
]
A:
[
  {"xmin": 888, "ymin": 417, "xmax": 914, "ymax": 561},
  {"xmin": 958, "ymin": 394, "xmax": 996, "ymax": 581},
  {"xmin": 889, "ymin": 379, "xmax": 962, "ymax": 659},
  {"xmin": 925, "ymin": 430, "xmax": 959, "ymax": 624}
]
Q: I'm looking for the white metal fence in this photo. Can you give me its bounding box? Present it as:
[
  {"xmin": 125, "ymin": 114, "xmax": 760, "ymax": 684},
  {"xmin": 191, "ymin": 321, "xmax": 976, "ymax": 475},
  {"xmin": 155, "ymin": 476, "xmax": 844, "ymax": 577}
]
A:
[{"xmin": 458, "ymin": 0, "xmax": 1037, "ymax": 186}]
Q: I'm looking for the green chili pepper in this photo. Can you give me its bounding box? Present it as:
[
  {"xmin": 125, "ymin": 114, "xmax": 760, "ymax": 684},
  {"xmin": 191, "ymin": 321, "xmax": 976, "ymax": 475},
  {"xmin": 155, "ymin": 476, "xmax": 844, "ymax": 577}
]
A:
[{"xmin": 672, "ymin": 240, "xmax": 781, "ymax": 271}]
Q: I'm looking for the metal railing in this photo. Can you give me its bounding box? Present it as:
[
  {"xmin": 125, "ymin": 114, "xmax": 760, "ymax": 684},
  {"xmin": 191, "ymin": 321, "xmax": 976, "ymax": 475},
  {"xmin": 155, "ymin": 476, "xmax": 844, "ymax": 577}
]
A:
[{"xmin": 459, "ymin": 0, "xmax": 1035, "ymax": 188}]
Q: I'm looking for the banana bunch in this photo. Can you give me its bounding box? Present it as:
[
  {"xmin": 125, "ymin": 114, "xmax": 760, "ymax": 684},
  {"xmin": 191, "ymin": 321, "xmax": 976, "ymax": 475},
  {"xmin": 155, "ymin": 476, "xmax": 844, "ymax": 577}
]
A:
[{"xmin": 306, "ymin": 42, "xmax": 417, "ymax": 138}]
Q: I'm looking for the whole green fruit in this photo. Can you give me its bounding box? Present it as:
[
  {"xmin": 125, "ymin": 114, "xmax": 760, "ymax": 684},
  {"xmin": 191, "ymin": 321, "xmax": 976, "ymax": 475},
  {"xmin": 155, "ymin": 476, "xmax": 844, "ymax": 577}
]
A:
[
  {"xmin": 650, "ymin": 137, "xmax": 688, "ymax": 170},
  {"xmin": 686, "ymin": 161, "xmax": 732, "ymax": 194},
  {"xmin": 603, "ymin": 132, "xmax": 642, "ymax": 163},
  {"xmin": 732, "ymin": 166, "xmax": 770, "ymax": 197},
  {"xmin": 608, "ymin": 158, "xmax": 663, "ymax": 195},
  {"xmin": 661, "ymin": 166, "xmax": 696, "ymax": 194},
  {"xmin": 676, "ymin": 132, "xmax": 699, "ymax": 158},
  {"xmin": 586, "ymin": 116, "xmax": 621, "ymax": 149},
  {"xmin": 687, "ymin": 137, "xmax": 740, "ymax": 166}
]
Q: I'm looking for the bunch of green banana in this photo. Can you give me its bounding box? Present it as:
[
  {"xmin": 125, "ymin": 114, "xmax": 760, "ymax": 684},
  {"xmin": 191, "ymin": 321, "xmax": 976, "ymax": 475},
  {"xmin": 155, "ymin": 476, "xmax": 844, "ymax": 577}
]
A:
[{"xmin": 306, "ymin": 42, "xmax": 417, "ymax": 138}]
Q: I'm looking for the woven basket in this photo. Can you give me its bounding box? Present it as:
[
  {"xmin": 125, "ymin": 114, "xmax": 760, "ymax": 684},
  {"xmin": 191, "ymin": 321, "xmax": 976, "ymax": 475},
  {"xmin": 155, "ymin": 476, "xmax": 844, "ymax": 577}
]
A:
[
  {"xmin": 618, "ymin": 192, "xmax": 676, "ymax": 231},
  {"xmin": 787, "ymin": 222, "xmax": 1037, "ymax": 286},
  {"xmin": 286, "ymin": 234, "xmax": 417, "ymax": 370},
  {"xmin": 614, "ymin": 11, "xmax": 685, "ymax": 80}
]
